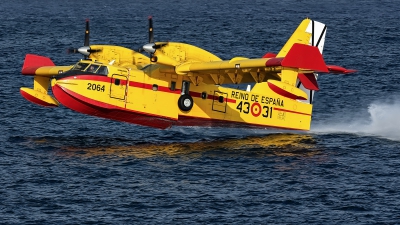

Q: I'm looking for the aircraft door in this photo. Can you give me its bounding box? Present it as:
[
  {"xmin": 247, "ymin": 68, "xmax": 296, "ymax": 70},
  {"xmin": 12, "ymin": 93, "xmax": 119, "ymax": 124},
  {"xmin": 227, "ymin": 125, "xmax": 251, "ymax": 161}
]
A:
[
  {"xmin": 110, "ymin": 74, "xmax": 128, "ymax": 100},
  {"xmin": 212, "ymin": 91, "xmax": 228, "ymax": 113}
]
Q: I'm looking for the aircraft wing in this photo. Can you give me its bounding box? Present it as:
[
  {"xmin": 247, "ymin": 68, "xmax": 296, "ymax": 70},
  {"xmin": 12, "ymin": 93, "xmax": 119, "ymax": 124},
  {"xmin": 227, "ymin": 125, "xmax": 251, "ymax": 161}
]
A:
[
  {"xmin": 22, "ymin": 54, "xmax": 72, "ymax": 76},
  {"xmin": 143, "ymin": 18, "xmax": 355, "ymax": 87},
  {"xmin": 173, "ymin": 43, "xmax": 330, "ymax": 85}
]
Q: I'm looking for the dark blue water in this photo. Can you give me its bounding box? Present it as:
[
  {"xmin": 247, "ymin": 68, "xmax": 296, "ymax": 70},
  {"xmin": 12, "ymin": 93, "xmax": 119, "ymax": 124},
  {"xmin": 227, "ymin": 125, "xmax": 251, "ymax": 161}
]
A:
[{"xmin": 2, "ymin": 0, "xmax": 400, "ymax": 224}]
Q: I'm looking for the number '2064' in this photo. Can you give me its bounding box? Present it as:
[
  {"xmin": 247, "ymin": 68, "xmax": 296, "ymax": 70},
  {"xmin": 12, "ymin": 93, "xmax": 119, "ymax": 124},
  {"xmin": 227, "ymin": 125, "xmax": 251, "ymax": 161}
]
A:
[{"xmin": 87, "ymin": 83, "xmax": 105, "ymax": 92}]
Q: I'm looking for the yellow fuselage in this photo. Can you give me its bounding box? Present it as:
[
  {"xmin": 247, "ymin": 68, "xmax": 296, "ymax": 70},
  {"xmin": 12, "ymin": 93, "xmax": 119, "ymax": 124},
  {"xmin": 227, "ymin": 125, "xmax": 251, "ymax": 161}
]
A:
[{"xmin": 52, "ymin": 61, "xmax": 312, "ymax": 130}]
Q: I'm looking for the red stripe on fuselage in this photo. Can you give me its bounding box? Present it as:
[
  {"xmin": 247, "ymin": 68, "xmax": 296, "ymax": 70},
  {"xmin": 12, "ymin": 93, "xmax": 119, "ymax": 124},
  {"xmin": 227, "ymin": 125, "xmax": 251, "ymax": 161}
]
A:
[
  {"xmin": 274, "ymin": 107, "xmax": 311, "ymax": 116},
  {"xmin": 55, "ymin": 75, "xmax": 308, "ymax": 130},
  {"xmin": 60, "ymin": 75, "xmax": 237, "ymax": 103},
  {"xmin": 59, "ymin": 75, "xmax": 111, "ymax": 83}
]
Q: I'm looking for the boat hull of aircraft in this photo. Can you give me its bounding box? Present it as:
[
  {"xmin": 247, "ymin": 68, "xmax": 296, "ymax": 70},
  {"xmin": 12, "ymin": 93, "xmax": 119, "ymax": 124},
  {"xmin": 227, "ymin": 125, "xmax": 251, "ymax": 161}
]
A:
[
  {"xmin": 53, "ymin": 78, "xmax": 305, "ymax": 130},
  {"xmin": 50, "ymin": 71, "xmax": 313, "ymax": 130},
  {"xmin": 52, "ymin": 75, "xmax": 176, "ymax": 129}
]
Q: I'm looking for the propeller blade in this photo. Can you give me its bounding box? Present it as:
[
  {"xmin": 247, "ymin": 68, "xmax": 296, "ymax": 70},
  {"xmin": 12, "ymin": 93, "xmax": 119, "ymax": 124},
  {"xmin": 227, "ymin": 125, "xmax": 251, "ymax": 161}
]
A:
[
  {"xmin": 140, "ymin": 16, "xmax": 168, "ymax": 58},
  {"xmin": 148, "ymin": 16, "xmax": 154, "ymax": 43},
  {"xmin": 66, "ymin": 20, "xmax": 102, "ymax": 58},
  {"xmin": 84, "ymin": 19, "xmax": 90, "ymax": 46},
  {"xmin": 67, "ymin": 48, "xmax": 78, "ymax": 54}
]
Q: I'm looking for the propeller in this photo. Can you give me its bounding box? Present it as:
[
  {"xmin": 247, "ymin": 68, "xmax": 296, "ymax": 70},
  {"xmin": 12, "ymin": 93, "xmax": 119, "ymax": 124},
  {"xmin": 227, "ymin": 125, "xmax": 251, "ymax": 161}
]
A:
[
  {"xmin": 67, "ymin": 19, "xmax": 101, "ymax": 58},
  {"xmin": 138, "ymin": 16, "xmax": 156, "ymax": 54},
  {"xmin": 140, "ymin": 16, "xmax": 169, "ymax": 63}
]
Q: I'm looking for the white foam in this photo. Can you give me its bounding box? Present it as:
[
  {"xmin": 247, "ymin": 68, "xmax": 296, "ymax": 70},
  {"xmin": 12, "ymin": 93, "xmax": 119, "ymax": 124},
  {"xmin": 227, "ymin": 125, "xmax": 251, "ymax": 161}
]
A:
[{"xmin": 312, "ymin": 100, "xmax": 400, "ymax": 141}]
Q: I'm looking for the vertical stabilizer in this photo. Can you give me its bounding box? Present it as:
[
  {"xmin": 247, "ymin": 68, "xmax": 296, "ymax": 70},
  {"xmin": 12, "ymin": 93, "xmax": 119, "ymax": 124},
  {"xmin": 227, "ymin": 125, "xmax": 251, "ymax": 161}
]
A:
[
  {"xmin": 277, "ymin": 19, "xmax": 327, "ymax": 57},
  {"xmin": 277, "ymin": 18, "xmax": 327, "ymax": 104}
]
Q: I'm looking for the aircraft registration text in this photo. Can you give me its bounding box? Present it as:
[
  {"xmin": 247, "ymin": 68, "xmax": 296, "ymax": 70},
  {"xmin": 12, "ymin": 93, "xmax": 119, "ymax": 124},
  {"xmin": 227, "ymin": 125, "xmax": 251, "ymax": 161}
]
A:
[
  {"xmin": 87, "ymin": 83, "xmax": 105, "ymax": 92},
  {"xmin": 236, "ymin": 101, "xmax": 273, "ymax": 118},
  {"xmin": 231, "ymin": 91, "xmax": 284, "ymax": 107}
]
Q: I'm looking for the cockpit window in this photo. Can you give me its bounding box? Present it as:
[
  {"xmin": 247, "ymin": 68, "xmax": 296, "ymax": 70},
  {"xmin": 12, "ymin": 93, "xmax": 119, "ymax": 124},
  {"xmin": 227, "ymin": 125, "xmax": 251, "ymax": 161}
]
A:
[
  {"xmin": 70, "ymin": 62, "xmax": 107, "ymax": 75},
  {"xmin": 72, "ymin": 62, "xmax": 90, "ymax": 71},
  {"xmin": 86, "ymin": 64, "xmax": 100, "ymax": 73},
  {"xmin": 97, "ymin": 66, "xmax": 108, "ymax": 75}
]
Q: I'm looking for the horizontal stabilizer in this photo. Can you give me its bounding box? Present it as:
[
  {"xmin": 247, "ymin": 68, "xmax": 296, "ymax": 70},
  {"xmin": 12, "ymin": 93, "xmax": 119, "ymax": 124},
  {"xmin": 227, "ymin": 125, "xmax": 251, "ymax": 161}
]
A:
[
  {"xmin": 282, "ymin": 43, "xmax": 328, "ymax": 72},
  {"xmin": 20, "ymin": 87, "xmax": 59, "ymax": 107},
  {"xmin": 267, "ymin": 80, "xmax": 308, "ymax": 100}
]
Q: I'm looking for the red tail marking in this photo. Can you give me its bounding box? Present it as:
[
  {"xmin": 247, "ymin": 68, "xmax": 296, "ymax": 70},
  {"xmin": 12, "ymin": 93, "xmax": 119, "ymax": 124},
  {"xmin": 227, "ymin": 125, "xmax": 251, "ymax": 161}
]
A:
[
  {"xmin": 298, "ymin": 73, "xmax": 319, "ymax": 91},
  {"xmin": 22, "ymin": 54, "xmax": 55, "ymax": 75},
  {"xmin": 262, "ymin": 52, "xmax": 277, "ymax": 58},
  {"xmin": 282, "ymin": 43, "xmax": 328, "ymax": 72},
  {"xmin": 267, "ymin": 82, "xmax": 307, "ymax": 100}
]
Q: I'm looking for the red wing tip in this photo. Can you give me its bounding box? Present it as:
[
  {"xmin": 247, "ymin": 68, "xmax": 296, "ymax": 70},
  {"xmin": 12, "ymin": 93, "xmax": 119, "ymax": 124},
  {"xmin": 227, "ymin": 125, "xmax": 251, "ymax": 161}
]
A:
[
  {"xmin": 327, "ymin": 65, "xmax": 357, "ymax": 74},
  {"xmin": 148, "ymin": 16, "xmax": 153, "ymax": 19},
  {"xmin": 22, "ymin": 54, "xmax": 55, "ymax": 75},
  {"xmin": 343, "ymin": 69, "xmax": 357, "ymax": 74}
]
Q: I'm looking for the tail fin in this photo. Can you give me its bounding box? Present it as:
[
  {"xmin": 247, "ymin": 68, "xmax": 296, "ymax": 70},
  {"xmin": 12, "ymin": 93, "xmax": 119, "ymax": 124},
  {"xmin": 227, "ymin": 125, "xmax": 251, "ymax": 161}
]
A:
[
  {"xmin": 276, "ymin": 18, "xmax": 327, "ymax": 104},
  {"xmin": 263, "ymin": 19, "xmax": 354, "ymax": 104},
  {"xmin": 277, "ymin": 18, "xmax": 327, "ymax": 57}
]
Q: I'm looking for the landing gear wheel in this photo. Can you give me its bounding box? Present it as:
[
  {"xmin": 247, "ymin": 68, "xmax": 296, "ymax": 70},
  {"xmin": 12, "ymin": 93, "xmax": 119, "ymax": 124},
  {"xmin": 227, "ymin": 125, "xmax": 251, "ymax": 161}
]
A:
[{"xmin": 178, "ymin": 94, "xmax": 193, "ymax": 111}]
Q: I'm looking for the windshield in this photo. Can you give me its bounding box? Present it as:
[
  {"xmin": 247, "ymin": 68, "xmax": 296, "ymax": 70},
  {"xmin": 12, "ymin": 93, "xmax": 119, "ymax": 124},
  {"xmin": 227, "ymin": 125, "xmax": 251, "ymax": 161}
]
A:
[
  {"xmin": 97, "ymin": 66, "xmax": 108, "ymax": 75},
  {"xmin": 70, "ymin": 62, "xmax": 108, "ymax": 75},
  {"xmin": 86, "ymin": 64, "xmax": 100, "ymax": 73},
  {"xmin": 72, "ymin": 62, "xmax": 90, "ymax": 71}
]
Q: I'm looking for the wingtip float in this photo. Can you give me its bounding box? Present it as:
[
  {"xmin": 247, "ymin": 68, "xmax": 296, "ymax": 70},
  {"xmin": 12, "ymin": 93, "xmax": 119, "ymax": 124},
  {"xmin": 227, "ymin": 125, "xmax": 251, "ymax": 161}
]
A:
[{"xmin": 20, "ymin": 18, "xmax": 356, "ymax": 131}]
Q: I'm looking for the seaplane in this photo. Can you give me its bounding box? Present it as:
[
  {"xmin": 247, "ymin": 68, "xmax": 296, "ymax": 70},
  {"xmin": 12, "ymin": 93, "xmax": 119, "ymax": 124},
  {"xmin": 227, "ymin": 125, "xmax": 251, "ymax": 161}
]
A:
[{"xmin": 20, "ymin": 17, "xmax": 355, "ymax": 130}]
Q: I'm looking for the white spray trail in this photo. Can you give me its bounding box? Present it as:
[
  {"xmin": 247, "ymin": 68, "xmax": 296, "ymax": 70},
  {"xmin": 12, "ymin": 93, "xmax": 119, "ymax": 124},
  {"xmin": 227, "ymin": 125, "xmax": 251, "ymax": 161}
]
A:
[{"xmin": 312, "ymin": 101, "xmax": 400, "ymax": 141}]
